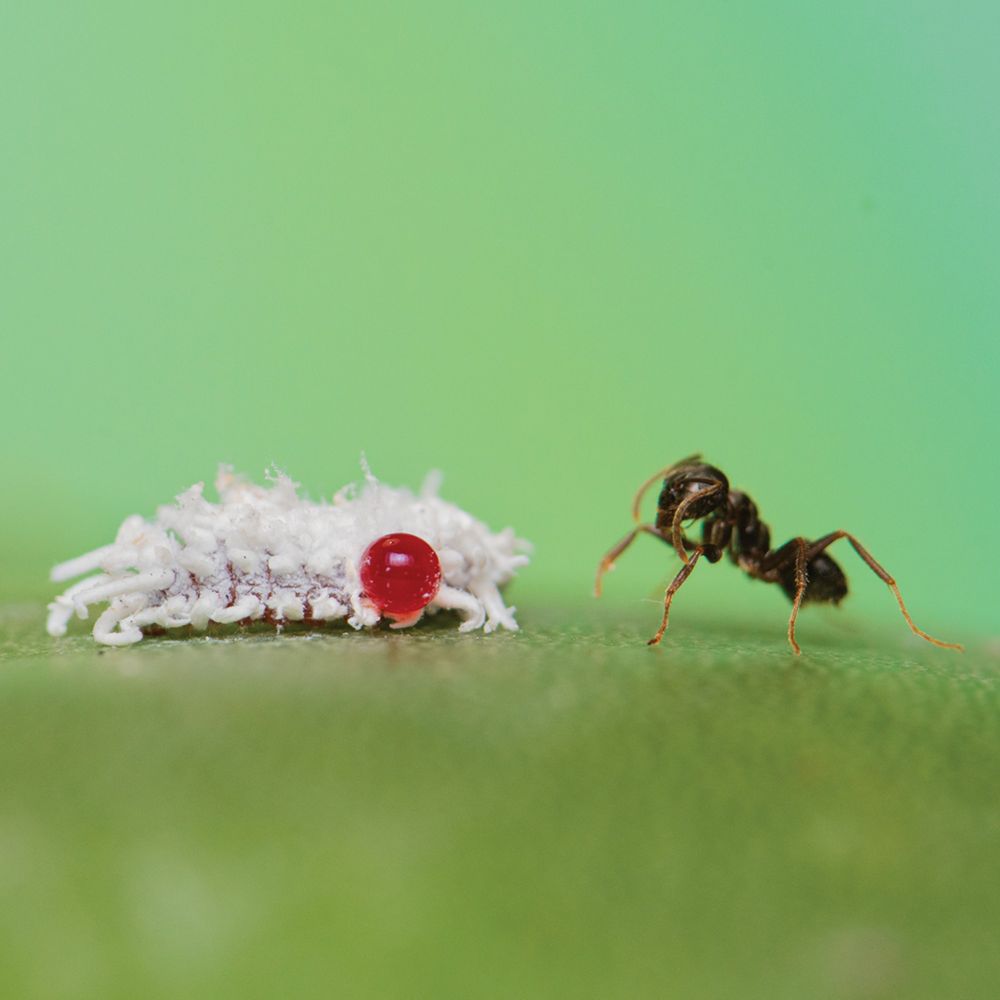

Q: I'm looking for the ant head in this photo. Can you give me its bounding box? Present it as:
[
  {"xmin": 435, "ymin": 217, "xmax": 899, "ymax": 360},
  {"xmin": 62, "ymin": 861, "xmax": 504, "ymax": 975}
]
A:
[{"xmin": 657, "ymin": 463, "xmax": 729, "ymax": 522}]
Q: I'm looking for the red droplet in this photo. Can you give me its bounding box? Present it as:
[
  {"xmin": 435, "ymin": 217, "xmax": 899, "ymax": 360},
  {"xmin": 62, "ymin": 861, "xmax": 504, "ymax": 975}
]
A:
[{"xmin": 360, "ymin": 533, "xmax": 442, "ymax": 618}]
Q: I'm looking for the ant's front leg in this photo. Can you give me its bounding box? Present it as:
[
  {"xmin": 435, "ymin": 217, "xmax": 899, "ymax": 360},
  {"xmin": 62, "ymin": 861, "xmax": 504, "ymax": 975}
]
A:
[
  {"xmin": 595, "ymin": 525, "xmax": 666, "ymax": 597},
  {"xmin": 806, "ymin": 531, "xmax": 962, "ymax": 651},
  {"xmin": 648, "ymin": 546, "xmax": 705, "ymax": 646},
  {"xmin": 760, "ymin": 537, "xmax": 809, "ymax": 654}
]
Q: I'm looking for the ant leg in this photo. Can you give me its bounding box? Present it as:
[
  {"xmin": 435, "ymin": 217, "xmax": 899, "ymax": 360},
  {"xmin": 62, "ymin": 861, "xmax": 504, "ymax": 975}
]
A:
[
  {"xmin": 759, "ymin": 537, "xmax": 810, "ymax": 654},
  {"xmin": 595, "ymin": 525, "xmax": 664, "ymax": 597},
  {"xmin": 786, "ymin": 538, "xmax": 808, "ymax": 656},
  {"xmin": 648, "ymin": 547, "xmax": 704, "ymax": 647},
  {"xmin": 807, "ymin": 531, "xmax": 963, "ymax": 652}
]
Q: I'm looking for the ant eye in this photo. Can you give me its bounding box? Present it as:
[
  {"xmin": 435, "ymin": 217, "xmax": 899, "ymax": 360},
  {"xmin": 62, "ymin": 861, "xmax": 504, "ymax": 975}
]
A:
[{"xmin": 360, "ymin": 533, "xmax": 442, "ymax": 617}]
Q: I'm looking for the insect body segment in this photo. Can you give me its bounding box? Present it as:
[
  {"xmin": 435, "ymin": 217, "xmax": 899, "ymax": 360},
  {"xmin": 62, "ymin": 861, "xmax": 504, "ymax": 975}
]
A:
[{"xmin": 596, "ymin": 456, "xmax": 961, "ymax": 654}]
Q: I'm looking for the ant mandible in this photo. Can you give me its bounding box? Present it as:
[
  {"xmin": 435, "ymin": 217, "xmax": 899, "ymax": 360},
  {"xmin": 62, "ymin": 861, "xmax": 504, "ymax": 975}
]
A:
[{"xmin": 594, "ymin": 455, "xmax": 962, "ymax": 655}]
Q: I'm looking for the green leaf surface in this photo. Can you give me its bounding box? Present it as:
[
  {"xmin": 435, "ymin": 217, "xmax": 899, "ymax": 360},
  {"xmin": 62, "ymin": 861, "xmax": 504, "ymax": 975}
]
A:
[{"xmin": 2, "ymin": 603, "xmax": 998, "ymax": 1000}]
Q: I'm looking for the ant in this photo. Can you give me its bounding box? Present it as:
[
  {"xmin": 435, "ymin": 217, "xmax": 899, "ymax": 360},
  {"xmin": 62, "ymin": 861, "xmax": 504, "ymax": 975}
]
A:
[{"xmin": 594, "ymin": 455, "xmax": 962, "ymax": 655}]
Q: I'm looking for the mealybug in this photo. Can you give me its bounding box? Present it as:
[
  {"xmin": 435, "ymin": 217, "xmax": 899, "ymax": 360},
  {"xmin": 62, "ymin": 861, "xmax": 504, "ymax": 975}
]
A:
[{"xmin": 47, "ymin": 465, "xmax": 530, "ymax": 646}]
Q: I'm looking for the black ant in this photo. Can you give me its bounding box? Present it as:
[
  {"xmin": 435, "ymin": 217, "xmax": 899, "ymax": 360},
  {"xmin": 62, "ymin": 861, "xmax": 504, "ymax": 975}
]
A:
[{"xmin": 594, "ymin": 455, "xmax": 962, "ymax": 654}]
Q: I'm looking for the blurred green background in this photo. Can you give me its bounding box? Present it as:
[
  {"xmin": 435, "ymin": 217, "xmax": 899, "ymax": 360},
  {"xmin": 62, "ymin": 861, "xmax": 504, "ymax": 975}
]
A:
[
  {"xmin": 2, "ymin": 3, "xmax": 999, "ymax": 999},
  {"xmin": 2, "ymin": 0, "xmax": 997, "ymax": 631}
]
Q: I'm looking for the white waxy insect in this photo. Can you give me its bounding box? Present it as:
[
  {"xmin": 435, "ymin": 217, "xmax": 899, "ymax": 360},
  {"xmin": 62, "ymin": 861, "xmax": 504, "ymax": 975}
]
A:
[{"xmin": 47, "ymin": 464, "xmax": 531, "ymax": 646}]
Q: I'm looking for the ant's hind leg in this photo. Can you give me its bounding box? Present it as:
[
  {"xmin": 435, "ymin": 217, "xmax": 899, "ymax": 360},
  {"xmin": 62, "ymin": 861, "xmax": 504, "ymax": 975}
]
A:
[
  {"xmin": 595, "ymin": 525, "xmax": 665, "ymax": 597},
  {"xmin": 807, "ymin": 531, "xmax": 963, "ymax": 651},
  {"xmin": 648, "ymin": 548, "xmax": 704, "ymax": 646}
]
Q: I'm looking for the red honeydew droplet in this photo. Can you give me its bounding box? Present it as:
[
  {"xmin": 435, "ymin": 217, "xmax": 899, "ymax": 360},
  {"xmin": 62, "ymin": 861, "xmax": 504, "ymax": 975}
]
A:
[{"xmin": 359, "ymin": 533, "xmax": 442, "ymax": 618}]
